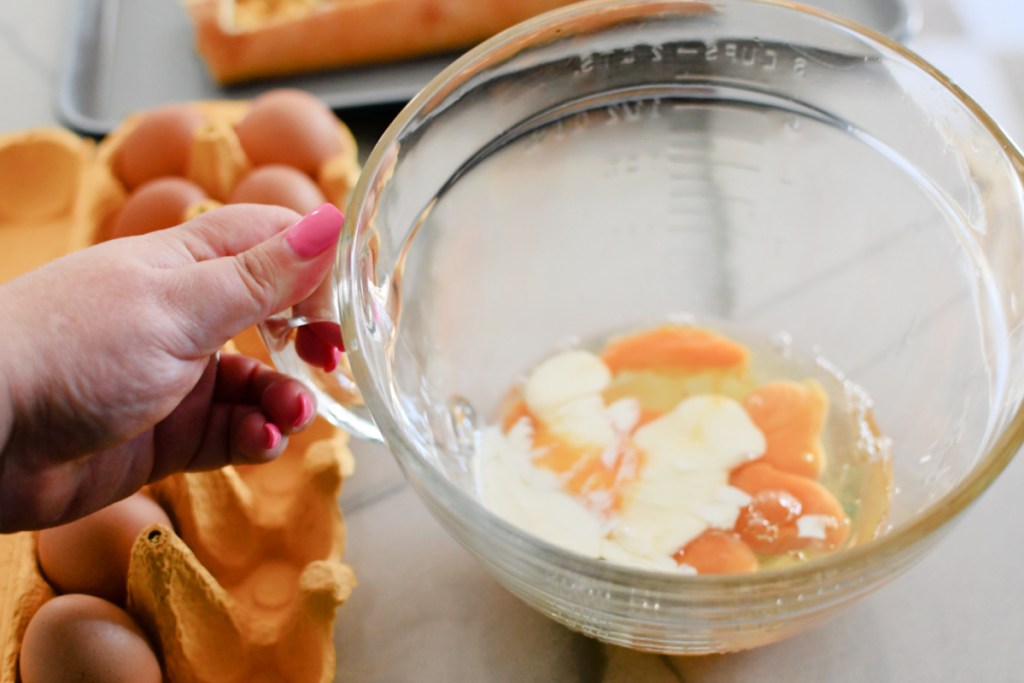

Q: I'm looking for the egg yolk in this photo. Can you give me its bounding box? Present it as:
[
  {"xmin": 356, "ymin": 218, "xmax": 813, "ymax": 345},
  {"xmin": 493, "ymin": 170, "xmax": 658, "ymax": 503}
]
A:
[{"xmin": 491, "ymin": 325, "xmax": 857, "ymax": 575}]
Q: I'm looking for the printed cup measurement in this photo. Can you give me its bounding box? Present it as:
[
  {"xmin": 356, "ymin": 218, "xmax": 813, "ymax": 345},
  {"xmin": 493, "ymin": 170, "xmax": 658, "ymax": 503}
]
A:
[{"xmin": 574, "ymin": 40, "xmax": 808, "ymax": 79}]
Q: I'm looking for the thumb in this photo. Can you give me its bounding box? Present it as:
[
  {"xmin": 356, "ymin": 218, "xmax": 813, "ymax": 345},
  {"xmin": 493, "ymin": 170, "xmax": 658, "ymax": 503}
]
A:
[{"xmin": 176, "ymin": 203, "xmax": 343, "ymax": 353}]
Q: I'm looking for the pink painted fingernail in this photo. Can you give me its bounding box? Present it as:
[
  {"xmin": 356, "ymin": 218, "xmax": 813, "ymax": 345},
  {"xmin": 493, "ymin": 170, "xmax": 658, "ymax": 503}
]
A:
[
  {"xmin": 293, "ymin": 393, "xmax": 314, "ymax": 428},
  {"xmin": 295, "ymin": 326, "xmax": 343, "ymax": 371},
  {"xmin": 309, "ymin": 321, "xmax": 345, "ymax": 352},
  {"xmin": 285, "ymin": 203, "xmax": 344, "ymax": 258},
  {"xmin": 262, "ymin": 422, "xmax": 282, "ymax": 450},
  {"xmin": 322, "ymin": 347, "xmax": 342, "ymax": 373}
]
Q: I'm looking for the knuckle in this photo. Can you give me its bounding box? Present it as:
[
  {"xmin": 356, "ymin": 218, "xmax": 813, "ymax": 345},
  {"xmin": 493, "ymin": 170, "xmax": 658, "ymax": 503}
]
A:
[{"xmin": 233, "ymin": 250, "xmax": 279, "ymax": 316}]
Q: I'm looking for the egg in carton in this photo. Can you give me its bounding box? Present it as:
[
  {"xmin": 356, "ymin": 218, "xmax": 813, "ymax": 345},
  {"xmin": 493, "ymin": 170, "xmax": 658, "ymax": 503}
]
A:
[
  {"xmin": 90, "ymin": 90, "xmax": 361, "ymax": 243},
  {"xmin": 0, "ymin": 92, "xmax": 361, "ymax": 682}
]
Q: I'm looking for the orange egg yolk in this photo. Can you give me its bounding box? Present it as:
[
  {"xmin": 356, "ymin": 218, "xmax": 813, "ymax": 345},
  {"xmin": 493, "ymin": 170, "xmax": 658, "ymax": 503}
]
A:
[{"xmin": 496, "ymin": 325, "xmax": 853, "ymax": 575}]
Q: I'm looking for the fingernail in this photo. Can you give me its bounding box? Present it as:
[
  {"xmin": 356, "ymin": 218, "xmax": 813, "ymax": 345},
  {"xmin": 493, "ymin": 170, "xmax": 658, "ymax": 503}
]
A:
[
  {"xmin": 322, "ymin": 347, "xmax": 342, "ymax": 373},
  {"xmin": 262, "ymin": 422, "xmax": 282, "ymax": 450},
  {"xmin": 293, "ymin": 393, "xmax": 314, "ymax": 429},
  {"xmin": 296, "ymin": 326, "xmax": 343, "ymax": 371},
  {"xmin": 309, "ymin": 321, "xmax": 345, "ymax": 352},
  {"xmin": 285, "ymin": 203, "xmax": 344, "ymax": 258}
]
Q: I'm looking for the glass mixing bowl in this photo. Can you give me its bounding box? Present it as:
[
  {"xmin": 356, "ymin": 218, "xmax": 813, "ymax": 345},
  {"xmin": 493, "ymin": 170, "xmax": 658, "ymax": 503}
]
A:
[{"xmin": 262, "ymin": 0, "xmax": 1024, "ymax": 653}]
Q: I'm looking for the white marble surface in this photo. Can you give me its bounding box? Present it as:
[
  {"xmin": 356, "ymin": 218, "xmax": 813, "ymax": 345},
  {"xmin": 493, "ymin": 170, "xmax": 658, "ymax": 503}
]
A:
[{"xmin": 2, "ymin": 1, "xmax": 1023, "ymax": 681}]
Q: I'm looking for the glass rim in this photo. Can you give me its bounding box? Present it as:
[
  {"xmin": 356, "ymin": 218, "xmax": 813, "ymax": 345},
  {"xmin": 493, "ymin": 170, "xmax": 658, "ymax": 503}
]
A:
[{"xmin": 341, "ymin": 0, "xmax": 1024, "ymax": 591}]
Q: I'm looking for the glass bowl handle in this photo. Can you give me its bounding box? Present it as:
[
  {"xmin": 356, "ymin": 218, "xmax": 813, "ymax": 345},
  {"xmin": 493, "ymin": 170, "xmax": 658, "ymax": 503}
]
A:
[{"xmin": 257, "ymin": 273, "xmax": 384, "ymax": 443}]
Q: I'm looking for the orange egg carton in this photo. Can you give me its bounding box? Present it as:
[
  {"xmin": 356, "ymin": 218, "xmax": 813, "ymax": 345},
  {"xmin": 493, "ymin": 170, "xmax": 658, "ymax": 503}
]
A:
[
  {"xmin": 0, "ymin": 99, "xmax": 359, "ymax": 280},
  {"xmin": 0, "ymin": 396, "xmax": 357, "ymax": 683},
  {"xmin": 0, "ymin": 96, "xmax": 361, "ymax": 682},
  {"xmin": 184, "ymin": 0, "xmax": 584, "ymax": 84},
  {"xmin": 0, "ymin": 414, "xmax": 355, "ymax": 683},
  {"xmin": 0, "ymin": 127, "xmax": 113, "ymax": 283},
  {"xmin": 136, "ymin": 409, "xmax": 356, "ymax": 682}
]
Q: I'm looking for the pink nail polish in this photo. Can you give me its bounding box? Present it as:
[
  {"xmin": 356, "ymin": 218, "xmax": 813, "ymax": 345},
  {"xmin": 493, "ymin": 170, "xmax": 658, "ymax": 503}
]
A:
[
  {"xmin": 285, "ymin": 203, "xmax": 344, "ymax": 258},
  {"xmin": 295, "ymin": 326, "xmax": 342, "ymax": 370},
  {"xmin": 262, "ymin": 422, "xmax": 282, "ymax": 450},
  {"xmin": 308, "ymin": 321, "xmax": 345, "ymax": 352},
  {"xmin": 293, "ymin": 393, "xmax": 314, "ymax": 428},
  {"xmin": 322, "ymin": 347, "xmax": 342, "ymax": 373}
]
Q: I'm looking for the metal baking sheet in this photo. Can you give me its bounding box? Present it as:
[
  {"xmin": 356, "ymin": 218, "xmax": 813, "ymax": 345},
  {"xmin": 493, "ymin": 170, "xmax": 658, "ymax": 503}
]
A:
[
  {"xmin": 55, "ymin": 0, "xmax": 457, "ymax": 136},
  {"xmin": 55, "ymin": 0, "xmax": 917, "ymax": 137}
]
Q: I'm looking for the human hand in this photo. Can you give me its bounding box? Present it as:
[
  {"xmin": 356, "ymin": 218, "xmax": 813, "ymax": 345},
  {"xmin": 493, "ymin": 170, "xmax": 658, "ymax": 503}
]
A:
[{"xmin": 0, "ymin": 203, "xmax": 343, "ymax": 532}]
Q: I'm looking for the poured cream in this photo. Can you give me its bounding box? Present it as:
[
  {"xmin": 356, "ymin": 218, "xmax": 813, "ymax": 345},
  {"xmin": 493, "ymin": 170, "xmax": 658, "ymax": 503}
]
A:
[
  {"xmin": 477, "ymin": 350, "xmax": 767, "ymax": 573},
  {"xmin": 613, "ymin": 395, "xmax": 763, "ymax": 559},
  {"xmin": 523, "ymin": 349, "xmax": 616, "ymax": 447}
]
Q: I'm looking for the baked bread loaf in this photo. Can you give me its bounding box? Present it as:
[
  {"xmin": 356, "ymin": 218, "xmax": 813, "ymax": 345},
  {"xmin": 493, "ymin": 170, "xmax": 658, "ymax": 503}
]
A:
[{"xmin": 186, "ymin": 0, "xmax": 582, "ymax": 84}]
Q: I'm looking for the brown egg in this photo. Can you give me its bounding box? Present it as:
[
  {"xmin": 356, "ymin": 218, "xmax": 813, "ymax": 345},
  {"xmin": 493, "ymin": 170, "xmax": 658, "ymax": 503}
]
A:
[
  {"xmin": 111, "ymin": 177, "xmax": 208, "ymax": 239},
  {"xmin": 19, "ymin": 594, "xmax": 162, "ymax": 683},
  {"xmin": 37, "ymin": 493, "xmax": 173, "ymax": 605},
  {"xmin": 114, "ymin": 104, "xmax": 207, "ymax": 189},
  {"xmin": 235, "ymin": 89, "xmax": 341, "ymax": 174},
  {"xmin": 228, "ymin": 164, "xmax": 326, "ymax": 214}
]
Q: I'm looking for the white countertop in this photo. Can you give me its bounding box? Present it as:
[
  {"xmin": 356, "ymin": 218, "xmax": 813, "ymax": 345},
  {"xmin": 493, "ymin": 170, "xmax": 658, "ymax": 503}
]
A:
[{"xmin": 2, "ymin": 1, "xmax": 1022, "ymax": 681}]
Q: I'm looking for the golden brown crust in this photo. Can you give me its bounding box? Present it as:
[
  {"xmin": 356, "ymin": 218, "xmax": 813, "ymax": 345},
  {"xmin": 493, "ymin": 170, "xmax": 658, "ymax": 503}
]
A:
[{"xmin": 187, "ymin": 0, "xmax": 582, "ymax": 83}]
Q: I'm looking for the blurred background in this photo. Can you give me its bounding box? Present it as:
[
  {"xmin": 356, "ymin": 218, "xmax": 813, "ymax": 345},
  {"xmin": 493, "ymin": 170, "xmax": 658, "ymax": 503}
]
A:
[
  {"xmin": 1, "ymin": 1, "xmax": 1022, "ymax": 681},
  {"xmin": 3, "ymin": 0, "xmax": 1022, "ymax": 145}
]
